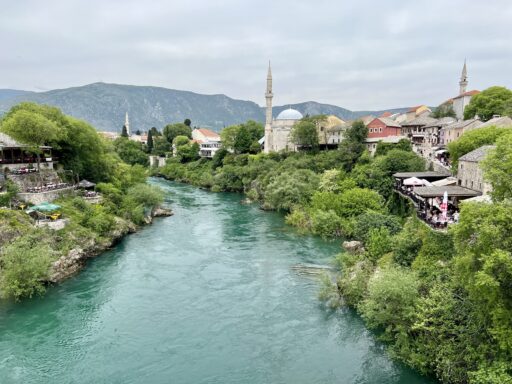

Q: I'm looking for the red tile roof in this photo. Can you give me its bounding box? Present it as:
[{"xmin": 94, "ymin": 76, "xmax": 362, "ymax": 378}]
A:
[
  {"xmin": 380, "ymin": 111, "xmax": 392, "ymax": 117},
  {"xmin": 196, "ymin": 128, "xmax": 220, "ymax": 139},
  {"xmin": 453, "ymin": 90, "xmax": 480, "ymax": 99}
]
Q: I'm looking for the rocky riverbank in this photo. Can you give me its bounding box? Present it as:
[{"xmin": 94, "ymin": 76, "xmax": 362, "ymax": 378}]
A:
[{"xmin": 49, "ymin": 206, "xmax": 173, "ymax": 283}]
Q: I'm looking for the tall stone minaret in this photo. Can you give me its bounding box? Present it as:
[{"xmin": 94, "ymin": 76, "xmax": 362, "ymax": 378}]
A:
[
  {"xmin": 125, "ymin": 112, "xmax": 131, "ymax": 136},
  {"xmin": 263, "ymin": 62, "xmax": 273, "ymax": 153},
  {"xmin": 459, "ymin": 59, "xmax": 468, "ymax": 95}
]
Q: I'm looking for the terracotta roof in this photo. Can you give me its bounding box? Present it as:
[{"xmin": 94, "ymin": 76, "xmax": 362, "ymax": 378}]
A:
[
  {"xmin": 371, "ymin": 117, "xmax": 401, "ymax": 128},
  {"xmin": 442, "ymin": 118, "xmax": 482, "ymax": 131},
  {"xmin": 459, "ymin": 145, "xmax": 495, "ymax": 163},
  {"xmin": 402, "ymin": 116, "xmax": 438, "ymax": 127},
  {"xmin": 196, "ymin": 128, "xmax": 220, "ymax": 139},
  {"xmin": 408, "ymin": 105, "xmax": 424, "ymax": 113},
  {"xmin": 453, "ymin": 90, "xmax": 480, "ymax": 99},
  {"xmin": 380, "ymin": 111, "xmax": 392, "ymax": 117}
]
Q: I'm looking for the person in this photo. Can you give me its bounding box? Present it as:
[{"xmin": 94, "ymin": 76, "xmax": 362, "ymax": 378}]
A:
[{"xmin": 453, "ymin": 211, "xmax": 459, "ymax": 222}]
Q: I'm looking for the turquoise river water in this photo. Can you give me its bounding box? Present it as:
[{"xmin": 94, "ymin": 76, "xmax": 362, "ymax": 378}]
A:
[{"xmin": 0, "ymin": 179, "xmax": 436, "ymax": 384}]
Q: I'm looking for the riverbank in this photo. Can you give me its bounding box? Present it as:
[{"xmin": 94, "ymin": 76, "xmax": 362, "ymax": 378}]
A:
[
  {"xmin": 0, "ymin": 198, "xmax": 173, "ymax": 299},
  {"xmin": 0, "ymin": 178, "xmax": 435, "ymax": 384},
  {"xmin": 154, "ymin": 140, "xmax": 511, "ymax": 384}
]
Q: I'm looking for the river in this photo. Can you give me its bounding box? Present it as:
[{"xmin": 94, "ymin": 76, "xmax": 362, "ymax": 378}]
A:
[{"xmin": 0, "ymin": 179, "xmax": 436, "ymax": 384}]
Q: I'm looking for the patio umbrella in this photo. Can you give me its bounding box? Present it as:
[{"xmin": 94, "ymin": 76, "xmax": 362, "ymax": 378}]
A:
[
  {"xmin": 403, "ymin": 177, "xmax": 424, "ymax": 186},
  {"xmin": 30, "ymin": 202, "xmax": 61, "ymax": 212}
]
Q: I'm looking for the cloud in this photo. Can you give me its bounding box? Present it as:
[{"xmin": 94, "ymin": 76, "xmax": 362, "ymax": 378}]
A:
[{"xmin": 0, "ymin": 0, "xmax": 511, "ymax": 110}]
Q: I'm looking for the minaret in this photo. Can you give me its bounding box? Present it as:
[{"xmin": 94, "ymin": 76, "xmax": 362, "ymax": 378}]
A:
[
  {"xmin": 125, "ymin": 112, "xmax": 131, "ymax": 136},
  {"xmin": 263, "ymin": 62, "xmax": 273, "ymax": 153},
  {"xmin": 459, "ymin": 59, "xmax": 468, "ymax": 95}
]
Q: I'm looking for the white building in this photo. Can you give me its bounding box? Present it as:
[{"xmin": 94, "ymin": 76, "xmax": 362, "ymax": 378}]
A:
[
  {"xmin": 263, "ymin": 64, "xmax": 303, "ymax": 152},
  {"xmin": 192, "ymin": 128, "xmax": 222, "ymax": 158},
  {"xmin": 452, "ymin": 61, "xmax": 480, "ymax": 120}
]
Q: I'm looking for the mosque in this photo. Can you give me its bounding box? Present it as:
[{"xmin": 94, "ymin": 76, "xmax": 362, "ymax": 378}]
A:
[{"xmin": 263, "ymin": 64, "xmax": 304, "ymax": 153}]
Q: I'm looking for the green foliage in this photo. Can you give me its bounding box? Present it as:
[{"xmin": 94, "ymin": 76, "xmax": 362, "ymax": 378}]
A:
[
  {"xmin": 220, "ymin": 120, "xmax": 263, "ymax": 153},
  {"xmin": 152, "ymin": 136, "xmax": 171, "ymax": 156},
  {"xmin": 113, "ymin": 137, "xmax": 149, "ymax": 166},
  {"xmin": 0, "ymin": 232, "xmax": 55, "ymax": 300},
  {"xmin": 310, "ymin": 209, "xmax": 342, "ymax": 238},
  {"xmin": 338, "ymin": 120, "xmax": 368, "ymax": 170},
  {"xmin": 353, "ymin": 212, "xmax": 402, "ymax": 242},
  {"xmin": 482, "ymin": 133, "xmax": 512, "ymax": 201},
  {"xmin": 290, "ymin": 117, "xmax": 320, "ymax": 149},
  {"xmin": 464, "ymin": 86, "xmax": 512, "ymax": 121},
  {"xmin": 359, "ymin": 267, "xmax": 419, "ymax": 339},
  {"xmin": 147, "ymin": 129, "xmax": 154, "ymax": 152},
  {"xmin": 184, "ymin": 118, "xmax": 191, "ymax": 127},
  {"xmin": 374, "ymin": 139, "xmax": 412, "ymax": 156},
  {"xmin": 163, "ymin": 123, "xmax": 192, "ymax": 143},
  {"xmin": 431, "ymin": 102, "xmax": 456, "ymax": 118},
  {"xmin": 366, "ymin": 227, "xmax": 393, "ymax": 262},
  {"xmin": 392, "ymin": 218, "xmax": 426, "ymax": 267},
  {"xmin": 447, "ymin": 125, "xmax": 511, "ymax": 170},
  {"xmin": 264, "ymin": 169, "xmax": 319, "ymax": 211}
]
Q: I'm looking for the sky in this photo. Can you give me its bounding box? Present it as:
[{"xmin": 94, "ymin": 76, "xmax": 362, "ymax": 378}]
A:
[{"xmin": 1, "ymin": 0, "xmax": 511, "ymax": 110}]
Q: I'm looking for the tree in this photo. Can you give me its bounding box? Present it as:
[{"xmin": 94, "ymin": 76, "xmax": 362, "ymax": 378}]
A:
[
  {"xmin": 163, "ymin": 123, "xmax": 192, "ymax": 144},
  {"xmin": 447, "ymin": 125, "xmax": 511, "ymax": 170},
  {"xmin": 147, "ymin": 129, "xmax": 154, "ymax": 153},
  {"xmin": 149, "ymin": 127, "xmax": 160, "ymax": 136},
  {"xmin": 339, "ymin": 120, "xmax": 368, "ymax": 170},
  {"xmin": 233, "ymin": 124, "xmax": 252, "ymax": 154},
  {"xmin": 375, "ymin": 139, "xmax": 412, "ymax": 156},
  {"xmin": 121, "ymin": 125, "xmax": 129, "ymax": 137},
  {"xmin": 464, "ymin": 86, "xmax": 512, "ymax": 121},
  {"xmin": 290, "ymin": 119, "xmax": 319, "ymax": 150},
  {"xmin": 184, "ymin": 118, "xmax": 192, "ymax": 127},
  {"xmin": 113, "ymin": 137, "xmax": 149, "ymax": 166},
  {"xmin": 135, "ymin": 129, "xmax": 142, "ymax": 135},
  {"xmin": 432, "ymin": 102, "xmax": 456, "ymax": 118},
  {"xmin": 0, "ymin": 106, "xmax": 65, "ymax": 171},
  {"xmin": 152, "ymin": 136, "xmax": 171, "ymax": 156},
  {"xmin": 482, "ymin": 133, "xmax": 512, "ymax": 201},
  {"xmin": 264, "ymin": 169, "xmax": 320, "ymax": 211},
  {"xmin": 173, "ymin": 135, "xmax": 190, "ymax": 147}
]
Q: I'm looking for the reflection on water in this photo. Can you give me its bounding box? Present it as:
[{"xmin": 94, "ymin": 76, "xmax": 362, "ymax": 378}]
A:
[{"xmin": 0, "ymin": 179, "xmax": 436, "ymax": 384}]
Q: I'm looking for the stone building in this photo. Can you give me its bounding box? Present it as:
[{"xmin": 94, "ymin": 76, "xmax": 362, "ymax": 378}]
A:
[
  {"xmin": 440, "ymin": 118, "xmax": 482, "ymax": 145},
  {"xmin": 401, "ymin": 115, "xmax": 439, "ymax": 148},
  {"xmin": 318, "ymin": 115, "xmax": 346, "ymax": 148},
  {"xmin": 457, "ymin": 145, "xmax": 494, "ymax": 194},
  {"xmin": 405, "ymin": 105, "xmax": 431, "ymax": 122},
  {"xmin": 263, "ymin": 64, "xmax": 303, "ymax": 152}
]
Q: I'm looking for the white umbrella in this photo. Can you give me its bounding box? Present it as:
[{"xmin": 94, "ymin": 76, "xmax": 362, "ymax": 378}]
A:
[{"xmin": 403, "ymin": 177, "xmax": 424, "ymax": 186}]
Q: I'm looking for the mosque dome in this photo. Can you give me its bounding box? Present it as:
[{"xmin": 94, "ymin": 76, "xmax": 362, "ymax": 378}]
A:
[{"xmin": 276, "ymin": 108, "xmax": 303, "ymax": 120}]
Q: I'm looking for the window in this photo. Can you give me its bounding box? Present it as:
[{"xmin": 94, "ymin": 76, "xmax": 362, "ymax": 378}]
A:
[
  {"xmin": 379, "ymin": 128, "xmax": 383, "ymax": 132},
  {"xmin": 369, "ymin": 128, "xmax": 373, "ymax": 133}
]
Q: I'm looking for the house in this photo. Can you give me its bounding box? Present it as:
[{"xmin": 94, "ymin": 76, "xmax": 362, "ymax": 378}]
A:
[
  {"xmin": 421, "ymin": 117, "xmax": 457, "ymax": 159},
  {"xmin": 367, "ymin": 117, "xmax": 402, "ymax": 138},
  {"xmin": 440, "ymin": 118, "xmax": 482, "ymax": 145},
  {"xmin": 405, "ymin": 105, "xmax": 432, "ymax": 122},
  {"xmin": 317, "ymin": 115, "xmax": 346, "ymax": 148},
  {"xmin": 453, "ymin": 90, "xmax": 480, "ymax": 120},
  {"xmin": 192, "ymin": 128, "xmax": 222, "ymax": 158},
  {"xmin": 457, "ymin": 145, "xmax": 494, "ymax": 195},
  {"xmin": 470, "ymin": 115, "xmax": 512, "ymax": 130},
  {"xmin": 130, "ymin": 134, "xmax": 148, "ymax": 145},
  {"xmin": 0, "ymin": 132, "xmax": 55, "ymax": 171},
  {"xmin": 401, "ymin": 116, "xmax": 439, "ymax": 148},
  {"xmin": 364, "ymin": 136, "xmax": 406, "ymax": 156}
]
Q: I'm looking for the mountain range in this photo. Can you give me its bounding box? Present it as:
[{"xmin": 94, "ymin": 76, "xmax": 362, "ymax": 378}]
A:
[{"xmin": 0, "ymin": 83, "xmax": 408, "ymax": 132}]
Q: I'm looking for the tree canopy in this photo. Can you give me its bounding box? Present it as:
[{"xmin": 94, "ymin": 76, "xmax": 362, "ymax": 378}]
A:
[
  {"xmin": 163, "ymin": 123, "xmax": 192, "ymax": 144},
  {"xmin": 464, "ymin": 86, "xmax": 512, "ymax": 121}
]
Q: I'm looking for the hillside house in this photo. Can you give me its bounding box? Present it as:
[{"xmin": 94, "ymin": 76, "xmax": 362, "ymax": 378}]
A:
[
  {"xmin": 457, "ymin": 145, "xmax": 494, "ymax": 195},
  {"xmin": 192, "ymin": 128, "xmax": 222, "ymax": 158}
]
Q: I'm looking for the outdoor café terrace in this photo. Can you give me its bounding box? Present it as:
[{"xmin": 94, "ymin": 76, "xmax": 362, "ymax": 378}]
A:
[{"xmin": 393, "ymin": 171, "xmax": 481, "ymax": 229}]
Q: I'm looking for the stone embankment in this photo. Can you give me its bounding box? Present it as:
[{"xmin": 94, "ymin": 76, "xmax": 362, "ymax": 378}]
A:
[{"xmin": 49, "ymin": 206, "xmax": 173, "ymax": 283}]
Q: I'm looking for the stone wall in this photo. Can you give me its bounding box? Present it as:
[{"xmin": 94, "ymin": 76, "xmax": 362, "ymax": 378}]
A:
[
  {"xmin": 149, "ymin": 155, "xmax": 167, "ymax": 168},
  {"xmin": 458, "ymin": 160, "xmax": 491, "ymax": 194},
  {"xmin": 18, "ymin": 187, "xmax": 75, "ymax": 204}
]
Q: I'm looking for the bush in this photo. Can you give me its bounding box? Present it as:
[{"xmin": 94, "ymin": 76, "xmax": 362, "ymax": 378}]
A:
[
  {"xmin": 0, "ymin": 232, "xmax": 55, "ymax": 300},
  {"xmin": 353, "ymin": 212, "xmax": 402, "ymax": 242}
]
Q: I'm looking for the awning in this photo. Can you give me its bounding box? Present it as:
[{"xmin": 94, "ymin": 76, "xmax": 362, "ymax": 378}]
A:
[
  {"xmin": 431, "ymin": 177, "xmax": 457, "ymax": 187},
  {"xmin": 403, "ymin": 177, "xmax": 432, "ymax": 186},
  {"xmin": 413, "ymin": 186, "xmax": 481, "ymax": 198},
  {"xmin": 30, "ymin": 202, "xmax": 61, "ymax": 212},
  {"xmin": 78, "ymin": 179, "xmax": 96, "ymax": 188}
]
